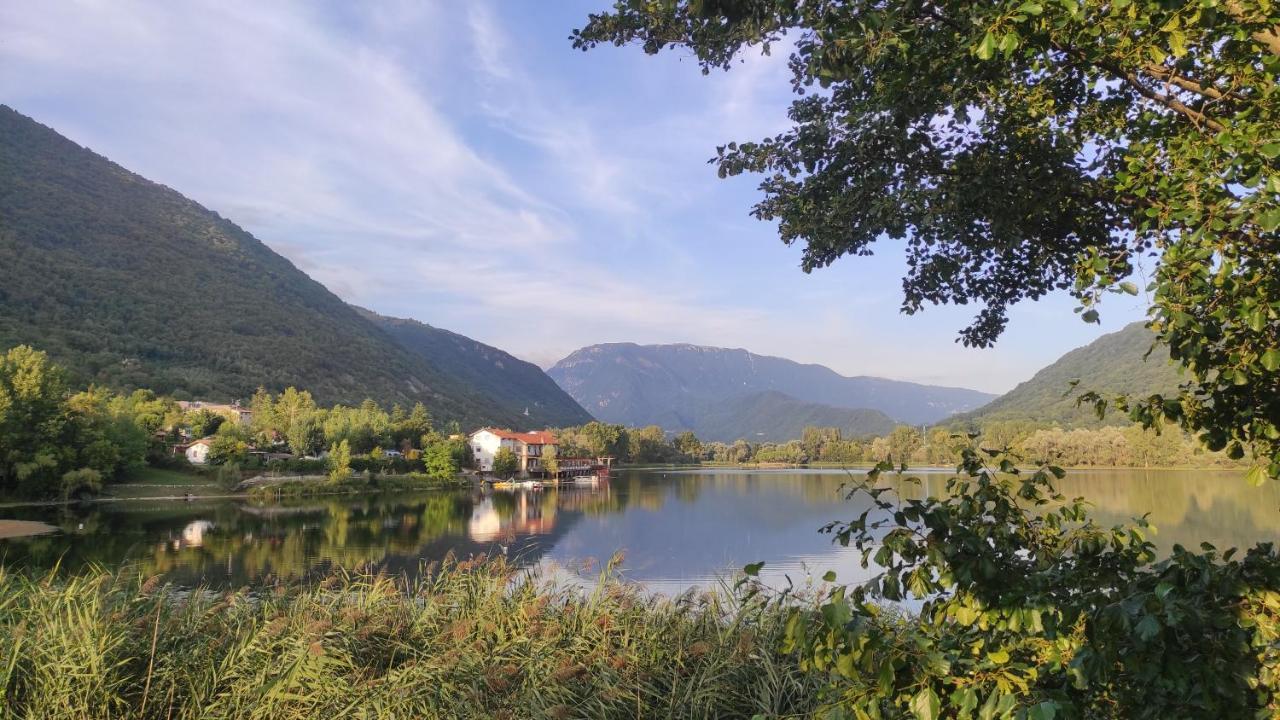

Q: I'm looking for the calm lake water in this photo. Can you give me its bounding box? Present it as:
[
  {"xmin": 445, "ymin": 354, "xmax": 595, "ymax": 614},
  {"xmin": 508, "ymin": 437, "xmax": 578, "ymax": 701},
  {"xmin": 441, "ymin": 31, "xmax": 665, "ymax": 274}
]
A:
[{"xmin": 2, "ymin": 468, "xmax": 1277, "ymax": 594}]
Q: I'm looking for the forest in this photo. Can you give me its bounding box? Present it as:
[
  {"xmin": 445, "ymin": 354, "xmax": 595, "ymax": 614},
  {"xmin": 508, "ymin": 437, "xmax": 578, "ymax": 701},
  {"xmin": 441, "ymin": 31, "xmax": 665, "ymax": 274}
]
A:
[{"xmin": 0, "ymin": 345, "xmax": 469, "ymax": 499}]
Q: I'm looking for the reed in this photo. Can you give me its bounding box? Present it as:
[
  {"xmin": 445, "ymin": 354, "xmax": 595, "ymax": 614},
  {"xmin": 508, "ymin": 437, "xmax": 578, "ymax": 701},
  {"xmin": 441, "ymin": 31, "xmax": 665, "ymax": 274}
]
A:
[{"xmin": 0, "ymin": 559, "xmax": 821, "ymax": 719}]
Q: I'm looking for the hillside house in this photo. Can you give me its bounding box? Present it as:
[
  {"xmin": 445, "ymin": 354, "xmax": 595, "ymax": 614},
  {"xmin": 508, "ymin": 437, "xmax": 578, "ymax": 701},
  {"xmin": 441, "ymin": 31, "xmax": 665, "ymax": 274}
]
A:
[
  {"xmin": 469, "ymin": 428, "xmax": 557, "ymax": 476},
  {"xmin": 184, "ymin": 438, "xmax": 213, "ymax": 465},
  {"xmin": 178, "ymin": 400, "xmax": 253, "ymax": 425}
]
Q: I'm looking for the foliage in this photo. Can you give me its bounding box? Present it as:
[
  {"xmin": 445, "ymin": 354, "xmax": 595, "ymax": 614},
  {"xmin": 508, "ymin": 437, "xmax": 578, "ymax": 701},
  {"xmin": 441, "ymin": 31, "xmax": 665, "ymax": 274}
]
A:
[
  {"xmin": 422, "ymin": 438, "xmax": 464, "ymax": 481},
  {"xmin": 327, "ymin": 440, "xmax": 351, "ymax": 483},
  {"xmin": 573, "ymin": 1, "xmax": 1280, "ymax": 477},
  {"xmin": 0, "ymin": 346, "xmax": 157, "ymax": 497},
  {"xmin": 958, "ymin": 322, "xmax": 1183, "ymax": 427},
  {"xmin": 492, "ymin": 447, "xmax": 520, "ymax": 479},
  {"xmin": 886, "ymin": 425, "xmax": 924, "ymax": 468},
  {"xmin": 541, "ymin": 443, "xmax": 559, "ymax": 475},
  {"xmin": 766, "ymin": 449, "xmax": 1280, "ymax": 718},
  {"xmin": 0, "ymin": 106, "xmax": 589, "ymax": 429},
  {"xmin": 0, "ymin": 560, "xmax": 820, "ymax": 718},
  {"xmin": 183, "ymin": 408, "xmax": 225, "ymax": 438}
]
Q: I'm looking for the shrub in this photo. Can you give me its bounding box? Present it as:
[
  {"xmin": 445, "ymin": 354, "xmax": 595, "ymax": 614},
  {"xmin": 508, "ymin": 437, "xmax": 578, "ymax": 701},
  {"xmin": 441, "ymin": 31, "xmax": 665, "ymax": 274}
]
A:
[{"xmin": 776, "ymin": 447, "xmax": 1280, "ymax": 718}]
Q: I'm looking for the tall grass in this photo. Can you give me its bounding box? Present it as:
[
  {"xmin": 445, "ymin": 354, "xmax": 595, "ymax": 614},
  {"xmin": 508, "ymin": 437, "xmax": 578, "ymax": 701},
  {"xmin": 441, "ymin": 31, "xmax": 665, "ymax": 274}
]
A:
[{"xmin": 0, "ymin": 559, "xmax": 821, "ymax": 718}]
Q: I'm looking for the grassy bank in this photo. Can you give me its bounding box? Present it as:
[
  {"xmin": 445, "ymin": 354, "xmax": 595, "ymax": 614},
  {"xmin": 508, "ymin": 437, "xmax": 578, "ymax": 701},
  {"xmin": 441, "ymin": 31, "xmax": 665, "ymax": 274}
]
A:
[
  {"xmin": 0, "ymin": 561, "xmax": 819, "ymax": 719},
  {"xmin": 244, "ymin": 472, "xmax": 471, "ymax": 501}
]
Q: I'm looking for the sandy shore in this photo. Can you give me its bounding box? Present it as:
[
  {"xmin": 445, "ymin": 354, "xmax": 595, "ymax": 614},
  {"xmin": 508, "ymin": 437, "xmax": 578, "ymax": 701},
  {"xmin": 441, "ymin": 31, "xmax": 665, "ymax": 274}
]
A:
[{"xmin": 0, "ymin": 519, "xmax": 59, "ymax": 539}]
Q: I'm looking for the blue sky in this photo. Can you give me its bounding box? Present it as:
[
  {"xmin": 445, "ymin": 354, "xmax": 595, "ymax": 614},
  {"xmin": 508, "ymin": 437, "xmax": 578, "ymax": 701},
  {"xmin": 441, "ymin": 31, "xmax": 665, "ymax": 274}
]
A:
[{"xmin": 0, "ymin": 1, "xmax": 1152, "ymax": 393}]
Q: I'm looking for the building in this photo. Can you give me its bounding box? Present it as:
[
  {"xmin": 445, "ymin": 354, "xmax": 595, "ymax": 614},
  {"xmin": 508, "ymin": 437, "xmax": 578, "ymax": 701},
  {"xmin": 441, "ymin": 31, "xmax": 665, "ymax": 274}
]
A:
[
  {"xmin": 178, "ymin": 400, "xmax": 253, "ymax": 425},
  {"xmin": 184, "ymin": 438, "xmax": 213, "ymax": 465},
  {"xmin": 468, "ymin": 428, "xmax": 557, "ymax": 476}
]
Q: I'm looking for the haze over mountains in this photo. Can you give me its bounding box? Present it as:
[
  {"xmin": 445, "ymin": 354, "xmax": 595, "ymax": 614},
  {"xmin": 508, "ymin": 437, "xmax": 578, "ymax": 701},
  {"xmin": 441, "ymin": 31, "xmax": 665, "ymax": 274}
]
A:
[
  {"xmin": 0, "ymin": 106, "xmax": 590, "ymax": 429},
  {"xmin": 548, "ymin": 343, "xmax": 995, "ymax": 441}
]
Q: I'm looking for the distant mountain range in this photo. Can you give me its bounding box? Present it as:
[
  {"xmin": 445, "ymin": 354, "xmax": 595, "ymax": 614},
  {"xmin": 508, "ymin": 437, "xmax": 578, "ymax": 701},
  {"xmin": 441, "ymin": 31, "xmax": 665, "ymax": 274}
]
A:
[
  {"xmin": 958, "ymin": 321, "xmax": 1183, "ymax": 426},
  {"xmin": 0, "ymin": 105, "xmax": 590, "ymax": 429},
  {"xmin": 547, "ymin": 343, "xmax": 995, "ymax": 441}
]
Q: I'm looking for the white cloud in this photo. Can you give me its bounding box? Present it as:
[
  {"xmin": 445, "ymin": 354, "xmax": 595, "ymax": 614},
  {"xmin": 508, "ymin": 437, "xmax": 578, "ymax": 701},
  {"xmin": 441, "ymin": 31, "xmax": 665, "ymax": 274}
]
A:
[{"xmin": 0, "ymin": 0, "xmax": 1144, "ymax": 392}]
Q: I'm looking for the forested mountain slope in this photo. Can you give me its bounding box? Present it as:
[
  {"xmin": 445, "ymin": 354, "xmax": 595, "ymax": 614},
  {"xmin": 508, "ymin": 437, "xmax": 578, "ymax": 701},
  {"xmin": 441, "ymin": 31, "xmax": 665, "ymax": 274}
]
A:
[
  {"xmin": 548, "ymin": 342, "xmax": 994, "ymax": 430},
  {"xmin": 959, "ymin": 322, "xmax": 1184, "ymax": 426},
  {"xmin": 359, "ymin": 309, "xmax": 591, "ymax": 427},
  {"xmin": 0, "ymin": 105, "xmax": 586, "ymax": 428}
]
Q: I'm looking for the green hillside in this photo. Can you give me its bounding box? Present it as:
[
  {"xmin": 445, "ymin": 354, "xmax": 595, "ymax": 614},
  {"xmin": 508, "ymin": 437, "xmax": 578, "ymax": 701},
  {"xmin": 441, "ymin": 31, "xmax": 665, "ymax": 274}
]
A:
[
  {"xmin": 0, "ymin": 105, "xmax": 587, "ymax": 428},
  {"xmin": 960, "ymin": 322, "xmax": 1185, "ymax": 426},
  {"xmin": 689, "ymin": 391, "xmax": 897, "ymax": 442},
  {"xmin": 359, "ymin": 309, "xmax": 592, "ymax": 428}
]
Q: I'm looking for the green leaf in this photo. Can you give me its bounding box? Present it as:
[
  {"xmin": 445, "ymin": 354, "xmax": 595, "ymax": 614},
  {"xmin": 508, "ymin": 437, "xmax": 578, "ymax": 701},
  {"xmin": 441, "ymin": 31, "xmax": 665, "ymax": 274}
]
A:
[
  {"xmin": 1135, "ymin": 614, "xmax": 1161, "ymax": 640},
  {"xmin": 986, "ymin": 648, "xmax": 1010, "ymax": 664},
  {"xmin": 1261, "ymin": 142, "xmax": 1280, "ymax": 159},
  {"xmin": 1260, "ymin": 208, "xmax": 1280, "ymax": 233},
  {"xmin": 1246, "ymin": 464, "xmax": 1268, "ymax": 487},
  {"xmin": 1118, "ymin": 281, "xmax": 1139, "ymax": 295},
  {"xmin": 822, "ymin": 570, "xmax": 837, "ymax": 582},
  {"xmin": 910, "ymin": 687, "xmax": 940, "ymax": 720},
  {"xmin": 975, "ymin": 32, "xmax": 996, "ymax": 60},
  {"xmin": 743, "ymin": 561, "xmax": 764, "ymax": 577},
  {"xmin": 1028, "ymin": 701, "xmax": 1059, "ymax": 720},
  {"xmin": 1262, "ymin": 348, "xmax": 1280, "ymax": 372}
]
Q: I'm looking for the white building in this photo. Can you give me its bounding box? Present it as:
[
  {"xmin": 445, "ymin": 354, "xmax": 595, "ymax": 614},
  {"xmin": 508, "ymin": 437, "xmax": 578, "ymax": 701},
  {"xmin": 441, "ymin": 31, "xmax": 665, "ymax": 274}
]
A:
[
  {"xmin": 184, "ymin": 438, "xmax": 213, "ymax": 465},
  {"xmin": 468, "ymin": 428, "xmax": 557, "ymax": 476}
]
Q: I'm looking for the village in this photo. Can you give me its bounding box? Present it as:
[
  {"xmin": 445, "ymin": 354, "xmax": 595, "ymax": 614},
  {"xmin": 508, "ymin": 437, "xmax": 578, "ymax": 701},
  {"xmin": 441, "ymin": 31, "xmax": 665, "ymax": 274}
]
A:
[{"xmin": 172, "ymin": 400, "xmax": 612, "ymax": 488}]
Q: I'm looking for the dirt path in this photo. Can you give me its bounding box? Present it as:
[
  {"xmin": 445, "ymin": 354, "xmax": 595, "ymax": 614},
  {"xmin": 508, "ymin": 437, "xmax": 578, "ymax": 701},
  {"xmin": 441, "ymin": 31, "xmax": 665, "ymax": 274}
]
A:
[{"xmin": 0, "ymin": 519, "xmax": 59, "ymax": 539}]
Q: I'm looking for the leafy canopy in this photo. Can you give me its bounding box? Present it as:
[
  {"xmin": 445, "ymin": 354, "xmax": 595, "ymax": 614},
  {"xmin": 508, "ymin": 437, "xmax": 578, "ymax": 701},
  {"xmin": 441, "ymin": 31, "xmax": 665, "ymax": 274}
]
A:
[{"xmin": 573, "ymin": 0, "xmax": 1280, "ymax": 475}]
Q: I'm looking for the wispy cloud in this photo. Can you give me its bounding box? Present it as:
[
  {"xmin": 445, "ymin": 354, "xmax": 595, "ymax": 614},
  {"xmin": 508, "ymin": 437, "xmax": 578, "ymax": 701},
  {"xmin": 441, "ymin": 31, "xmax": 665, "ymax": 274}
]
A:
[{"xmin": 0, "ymin": 0, "xmax": 1145, "ymax": 392}]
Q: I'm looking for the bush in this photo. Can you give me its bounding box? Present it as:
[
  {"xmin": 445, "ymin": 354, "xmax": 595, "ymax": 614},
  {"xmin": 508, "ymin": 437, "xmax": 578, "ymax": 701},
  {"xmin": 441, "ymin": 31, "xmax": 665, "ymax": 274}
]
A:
[
  {"xmin": 0, "ymin": 560, "xmax": 821, "ymax": 717},
  {"xmin": 775, "ymin": 447, "xmax": 1280, "ymax": 718},
  {"xmin": 59, "ymin": 467, "xmax": 102, "ymax": 499}
]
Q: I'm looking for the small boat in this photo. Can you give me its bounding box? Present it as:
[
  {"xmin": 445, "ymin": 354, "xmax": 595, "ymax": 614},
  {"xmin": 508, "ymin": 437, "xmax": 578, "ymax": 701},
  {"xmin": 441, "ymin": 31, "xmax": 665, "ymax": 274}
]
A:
[{"xmin": 571, "ymin": 475, "xmax": 599, "ymax": 485}]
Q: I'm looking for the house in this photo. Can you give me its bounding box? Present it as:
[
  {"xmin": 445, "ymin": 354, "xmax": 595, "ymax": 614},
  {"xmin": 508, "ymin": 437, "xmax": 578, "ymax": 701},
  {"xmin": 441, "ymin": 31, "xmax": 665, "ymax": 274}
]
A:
[
  {"xmin": 178, "ymin": 400, "xmax": 253, "ymax": 425},
  {"xmin": 184, "ymin": 438, "xmax": 214, "ymax": 465},
  {"xmin": 468, "ymin": 428, "xmax": 557, "ymax": 476}
]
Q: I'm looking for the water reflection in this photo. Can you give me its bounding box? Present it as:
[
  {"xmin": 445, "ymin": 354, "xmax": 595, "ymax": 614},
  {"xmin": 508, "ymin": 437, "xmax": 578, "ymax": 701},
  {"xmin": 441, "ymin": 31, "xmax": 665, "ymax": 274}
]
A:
[{"xmin": 1, "ymin": 468, "xmax": 1277, "ymax": 594}]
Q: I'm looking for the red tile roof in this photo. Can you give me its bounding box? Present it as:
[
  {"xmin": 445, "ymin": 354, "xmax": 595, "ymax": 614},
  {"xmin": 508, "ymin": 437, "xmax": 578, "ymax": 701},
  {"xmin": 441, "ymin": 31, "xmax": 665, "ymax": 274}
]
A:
[{"xmin": 476, "ymin": 428, "xmax": 557, "ymax": 445}]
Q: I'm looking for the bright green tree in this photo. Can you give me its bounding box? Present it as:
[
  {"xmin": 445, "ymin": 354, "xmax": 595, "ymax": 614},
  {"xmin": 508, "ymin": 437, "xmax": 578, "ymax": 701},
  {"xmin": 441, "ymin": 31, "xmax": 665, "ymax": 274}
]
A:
[
  {"xmin": 541, "ymin": 443, "xmax": 559, "ymax": 476},
  {"xmin": 327, "ymin": 440, "xmax": 351, "ymax": 483},
  {"xmin": 575, "ymin": 0, "xmax": 1280, "ymax": 477},
  {"xmin": 492, "ymin": 447, "xmax": 520, "ymax": 479}
]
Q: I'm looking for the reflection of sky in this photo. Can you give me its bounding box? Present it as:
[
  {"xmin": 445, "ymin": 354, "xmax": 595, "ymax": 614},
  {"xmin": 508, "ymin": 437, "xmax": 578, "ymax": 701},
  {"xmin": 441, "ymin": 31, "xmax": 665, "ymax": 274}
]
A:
[
  {"xmin": 3, "ymin": 468, "xmax": 1278, "ymax": 597},
  {"xmin": 546, "ymin": 479, "xmax": 878, "ymax": 594}
]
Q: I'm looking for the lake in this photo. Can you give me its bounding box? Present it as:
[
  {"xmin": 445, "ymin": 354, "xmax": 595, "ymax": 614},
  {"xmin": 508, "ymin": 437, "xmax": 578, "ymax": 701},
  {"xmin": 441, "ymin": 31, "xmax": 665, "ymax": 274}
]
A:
[{"xmin": 1, "ymin": 467, "xmax": 1277, "ymax": 594}]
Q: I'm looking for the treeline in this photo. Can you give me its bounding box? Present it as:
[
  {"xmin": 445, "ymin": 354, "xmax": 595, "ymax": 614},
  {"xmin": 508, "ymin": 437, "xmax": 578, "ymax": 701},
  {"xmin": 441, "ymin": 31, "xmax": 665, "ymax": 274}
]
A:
[
  {"xmin": 551, "ymin": 418, "xmax": 1239, "ymax": 469},
  {"xmin": 0, "ymin": 346, "xmax": 177, "ymax": 498},
  {"xmin": 0, "ymin": 345, "xmax": 470, "ymax": 498}
]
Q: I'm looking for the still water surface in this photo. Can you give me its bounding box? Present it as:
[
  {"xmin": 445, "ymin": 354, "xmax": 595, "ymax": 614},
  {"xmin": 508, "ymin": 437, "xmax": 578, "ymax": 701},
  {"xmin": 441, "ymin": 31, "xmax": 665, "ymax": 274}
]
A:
[{"xmin": 2, "ymin": 468, "xmax": 1277, "ymax": 594}]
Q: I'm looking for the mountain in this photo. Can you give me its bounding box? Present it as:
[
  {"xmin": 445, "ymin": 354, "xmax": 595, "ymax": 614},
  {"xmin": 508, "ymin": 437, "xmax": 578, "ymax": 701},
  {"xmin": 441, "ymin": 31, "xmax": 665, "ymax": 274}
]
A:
[
  {"xmin": 0, "ymin": 105, "xmax": 588, "ymax": 428},
  {"xmin": 358, "ymin": 309, "xmax": 591, "ymax": 426},
  {"xmin": 958, "ymin": 322, "xmax": 1184, "ymax": 426},
  {"xmin": 547, "ymin": 343, "xmax": 996, "ymax": 437},
  {"xmin": 688, "ymin": 391, "xmax": 896, "ymax": 442}
]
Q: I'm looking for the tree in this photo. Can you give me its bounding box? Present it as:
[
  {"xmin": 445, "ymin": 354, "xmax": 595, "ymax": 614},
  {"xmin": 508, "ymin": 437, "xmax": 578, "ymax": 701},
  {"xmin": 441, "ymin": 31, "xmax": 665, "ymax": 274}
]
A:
[
  {"xmin": 492, "ymin": 447, "xmax": 520, "ymax": 479},
  {"xmin": 574, "ymin": 1, "xmax": 1280, "ymax": 477},
  {"xmin": 327, "ymin": 440, "xmax": 351, "ymax": 483},
  {"xmin": 185, "ymin": 408, "xmax": 224, "ymax": 438},
  {"xmin": 422, "ymin": 440, "xmax": 461, "ymax": 481},
  {"xmin": 886, "ymin": 426, "xmax": 924, "ymax": 467},
  {"xmin": 542, "ymin": 443, "xmax": 559, "ymax": 476},
  {"xmin": 674, "ymin": 430, "xmax": 703, "ymax": 461}
]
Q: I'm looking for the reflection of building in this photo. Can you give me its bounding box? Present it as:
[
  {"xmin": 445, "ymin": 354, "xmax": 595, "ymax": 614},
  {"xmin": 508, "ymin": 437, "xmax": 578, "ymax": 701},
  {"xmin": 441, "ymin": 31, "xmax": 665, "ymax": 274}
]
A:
[
  {"xmin": 173, "ymin": 520, "xmax": 214, "ymax": 549},
  {"xmin": 468, "ymin": 494, "xmax": 557, "ymax": 541},
  {"xmin": 469, "ymin": 429, "xmax": 557, "ymax": 475}
]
